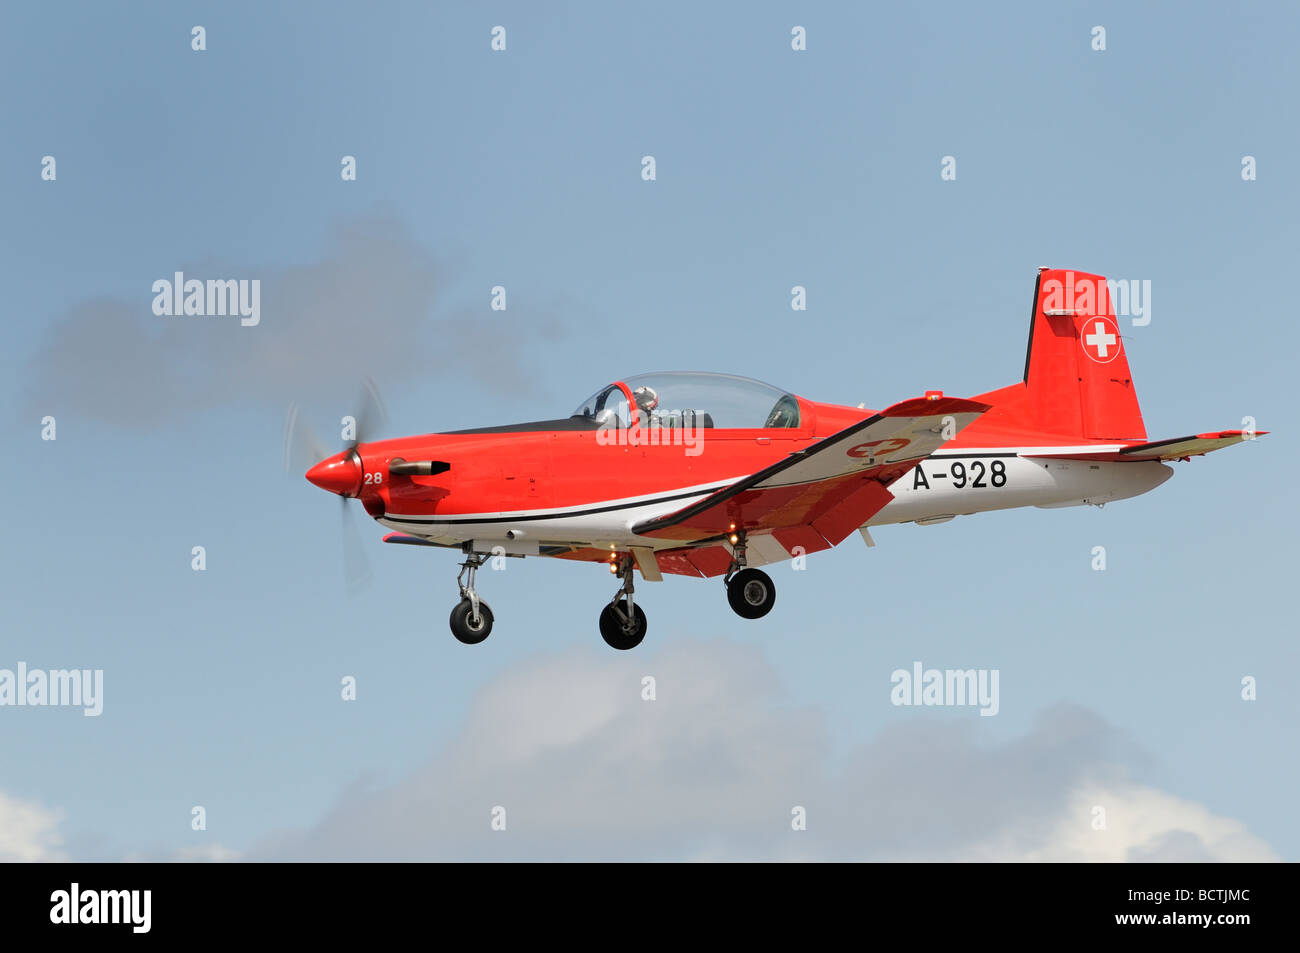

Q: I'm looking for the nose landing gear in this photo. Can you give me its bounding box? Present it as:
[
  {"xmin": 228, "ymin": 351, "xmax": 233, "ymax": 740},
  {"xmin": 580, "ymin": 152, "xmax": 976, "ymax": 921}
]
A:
[
  {"xmin": 449, "ymin": 553, "xmax": 494, "ymax": 644},
  {"xmin": 599, "ymin": 557, "xmax": 647, "ymax": 650}
]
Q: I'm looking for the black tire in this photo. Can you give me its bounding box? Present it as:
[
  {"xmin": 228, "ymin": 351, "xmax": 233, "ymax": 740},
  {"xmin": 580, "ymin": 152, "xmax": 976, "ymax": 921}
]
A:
[
  {"xmin": 449, "ymin": 598, "xmax": 493, "ymax": 644},
  {"xmin": 599, "ymin": 599, "xmax": 647, "ymax": 650},
  {"xmin": 727, "ymin": 568, "xmax": 776, "ymax": 619}
]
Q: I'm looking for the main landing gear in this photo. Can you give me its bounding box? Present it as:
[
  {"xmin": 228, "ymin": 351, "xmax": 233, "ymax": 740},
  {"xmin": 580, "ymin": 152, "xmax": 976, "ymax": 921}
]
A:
[
  {"xmin": 446, "ymin": 540, "xmax": 774, "ymax": 648},
  {"xmin": 449, "ymin": 553, "xmax": 494, "ymax": 644},
  {"xmin": 600, "ymin": 557, "xmax": 647, "ymax": 651},
  {"xmin": 724, "ymin": 533, "xmax": 776, "ymax": 620}
]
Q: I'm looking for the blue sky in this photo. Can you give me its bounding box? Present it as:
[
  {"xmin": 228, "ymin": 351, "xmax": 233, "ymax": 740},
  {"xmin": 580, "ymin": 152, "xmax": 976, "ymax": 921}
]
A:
[{"xmin": 1, "ymin": 1, "xmax": 1294, "ymax": 861}]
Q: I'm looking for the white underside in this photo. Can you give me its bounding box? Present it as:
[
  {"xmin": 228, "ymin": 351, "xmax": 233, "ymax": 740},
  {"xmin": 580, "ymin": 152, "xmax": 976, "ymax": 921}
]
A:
[{"xmin": 866, "ymin": 454, "xmax": 1173, "ymax": 526}]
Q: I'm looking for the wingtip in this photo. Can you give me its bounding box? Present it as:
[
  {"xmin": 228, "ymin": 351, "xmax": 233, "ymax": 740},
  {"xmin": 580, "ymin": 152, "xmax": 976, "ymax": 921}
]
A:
[{"xmin": 1195, "ymin": 429, "xmax": 1269, "ymax": 440}]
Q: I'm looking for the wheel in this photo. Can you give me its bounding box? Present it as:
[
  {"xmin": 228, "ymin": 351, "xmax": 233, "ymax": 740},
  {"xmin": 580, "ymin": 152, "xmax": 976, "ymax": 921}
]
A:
[
  {"xmin": 727, "ymin": 568, "xmax": 776, "ymax": 619},
  {"xmin": 599, "ymin": 599, "xmax": 647, "ymax": 650},
  {"xmin": 449, "ymin": 598, "xmax": 493, "ymax": 644}
]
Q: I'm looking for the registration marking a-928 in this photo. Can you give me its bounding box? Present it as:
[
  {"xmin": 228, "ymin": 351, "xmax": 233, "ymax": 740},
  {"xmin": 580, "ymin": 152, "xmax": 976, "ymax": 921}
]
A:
[{"xmin": 911, "ymin": 459, "xmax": 1007, "ymax": 490}]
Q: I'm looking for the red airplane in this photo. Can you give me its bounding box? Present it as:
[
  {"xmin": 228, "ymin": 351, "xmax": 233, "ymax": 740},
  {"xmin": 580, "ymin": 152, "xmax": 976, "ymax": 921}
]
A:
[{"xmin": 303, "ymin": 268, "xmax": 1263, "ymax": 650}]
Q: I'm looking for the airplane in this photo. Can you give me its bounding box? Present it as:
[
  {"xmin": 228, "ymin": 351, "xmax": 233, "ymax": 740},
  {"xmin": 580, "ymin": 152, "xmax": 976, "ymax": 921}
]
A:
[{"xmin": 302, "ymin": 267, "xmax": 1264, "ymax": 650}]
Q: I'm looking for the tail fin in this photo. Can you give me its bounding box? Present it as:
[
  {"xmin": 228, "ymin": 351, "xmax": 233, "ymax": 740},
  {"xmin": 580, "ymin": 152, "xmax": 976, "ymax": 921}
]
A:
[{"xmin": 1016, "ymin": 267, "xmax": 1146, "ymax": 441}]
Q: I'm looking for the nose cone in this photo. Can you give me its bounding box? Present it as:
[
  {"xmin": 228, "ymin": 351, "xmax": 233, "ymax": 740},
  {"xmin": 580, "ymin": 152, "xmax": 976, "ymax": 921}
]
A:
[{"xmin": 306, "ymin": 451, "xmax": 362, "ymax": 497}]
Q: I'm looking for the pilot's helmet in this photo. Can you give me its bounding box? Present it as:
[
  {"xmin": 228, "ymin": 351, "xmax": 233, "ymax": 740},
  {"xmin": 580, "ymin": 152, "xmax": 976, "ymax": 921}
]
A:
[{"xmin": 632, "ymin": 385, "xmax": 659, "ymax": 412}]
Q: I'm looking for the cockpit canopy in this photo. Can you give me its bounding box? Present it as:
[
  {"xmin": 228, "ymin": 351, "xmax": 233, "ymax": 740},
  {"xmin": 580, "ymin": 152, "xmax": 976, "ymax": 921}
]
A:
[{"xmin": 572, "ymin": 372, "xmax": 801, "ymax": 430}]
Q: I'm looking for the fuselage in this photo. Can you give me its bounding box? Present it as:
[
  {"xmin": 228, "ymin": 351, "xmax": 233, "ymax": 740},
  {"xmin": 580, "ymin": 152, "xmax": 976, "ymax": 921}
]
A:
[{"xmin": 357, "ymin": 393, "xmax": 1173, "ymax": 559}]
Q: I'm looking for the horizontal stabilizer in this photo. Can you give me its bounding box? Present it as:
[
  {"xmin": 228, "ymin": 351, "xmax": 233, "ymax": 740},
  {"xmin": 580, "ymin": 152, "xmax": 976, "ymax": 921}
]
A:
[{"xmin": 1025, "ymin": 430, "xmax": 1266, "ymax": 462}]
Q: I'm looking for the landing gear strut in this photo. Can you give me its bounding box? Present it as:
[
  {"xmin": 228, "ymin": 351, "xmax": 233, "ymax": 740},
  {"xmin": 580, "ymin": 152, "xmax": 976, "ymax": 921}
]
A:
[
  {"xmin": 724, "ymin": 533, "xmax": 776, "ymax": 619},
  {"xmin": 599, "ymin": 557, "xmax": 647, "ymax": 650},
  {"xmin": 449, "ymin": 553, "xmax": 494, "ymax": 644}
]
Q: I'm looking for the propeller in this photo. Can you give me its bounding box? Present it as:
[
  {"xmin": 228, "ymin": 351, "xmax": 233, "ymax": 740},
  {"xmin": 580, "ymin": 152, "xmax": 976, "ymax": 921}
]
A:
[
  {"xmin": 282, "ymin": 402, "xmax": 330, "ymax": 477},
  {"xmin": 346, "ymin": 376, "xmax": 389, "ymax": 451},
  {"xmin": 284, "ymin": 377, "xmax": 389, "ymax": 591},
  {"xmin": 339, "ymin": 492, "xmax": 372, "ymax": 592}
]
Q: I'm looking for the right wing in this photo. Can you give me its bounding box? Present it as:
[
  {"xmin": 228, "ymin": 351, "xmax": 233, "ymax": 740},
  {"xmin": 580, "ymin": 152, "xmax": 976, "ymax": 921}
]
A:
[{"xmin": 632, "ymin": 395, "xmax": 990, "ymax": 550}]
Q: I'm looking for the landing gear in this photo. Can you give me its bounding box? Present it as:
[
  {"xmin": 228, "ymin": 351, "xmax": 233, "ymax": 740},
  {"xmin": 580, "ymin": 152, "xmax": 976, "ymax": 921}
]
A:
[
  {"xmin": 600, "ymin": 557, "xmax": 647, "ymax": 650},
  {"xmin": 449, "ymin": 553, "xmax": 493, "ymax": 644},
  {"xmin": 726, "ymin": 568, "xmax": 776, "ymax": 619},
  {"xmin": 450, "ymin": 598, "xmax": 493, "ymax": 644},
  {"xmin": 600, "ymin": 600, "xmax": 646, "ymax": 650},
  {"xmin": 724, "ymin": 532, "xmax": 776, "ymax": 619}
]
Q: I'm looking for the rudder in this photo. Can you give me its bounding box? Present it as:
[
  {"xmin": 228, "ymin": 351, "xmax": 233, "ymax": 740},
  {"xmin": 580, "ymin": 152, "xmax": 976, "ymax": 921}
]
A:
[{"xmin": 1022, "ymin": 267, "xmax": 1146, "ymax": 441}]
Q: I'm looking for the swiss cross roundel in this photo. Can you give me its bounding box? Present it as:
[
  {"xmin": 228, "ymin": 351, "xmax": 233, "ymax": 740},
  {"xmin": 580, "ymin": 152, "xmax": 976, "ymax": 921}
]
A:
[{"xmin": 1080, "ymin": 316, "xmax": 1122, "ymax": 364}]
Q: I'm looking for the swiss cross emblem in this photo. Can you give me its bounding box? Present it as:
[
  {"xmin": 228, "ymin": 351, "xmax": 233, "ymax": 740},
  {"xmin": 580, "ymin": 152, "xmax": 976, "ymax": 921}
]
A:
[
  {"xmin": 847, "ymin": 437, "xmax": 910, "ymax": 462},
  {"xmin": 1080, "ymin": 316, "xmax": 1122, "ymax": 364}
]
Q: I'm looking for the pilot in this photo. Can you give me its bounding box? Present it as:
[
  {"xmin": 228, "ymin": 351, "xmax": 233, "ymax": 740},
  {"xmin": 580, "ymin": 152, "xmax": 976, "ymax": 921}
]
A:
[{"xmin": 632, "ymin": 385, "xmax": 659, "ymax": 417}]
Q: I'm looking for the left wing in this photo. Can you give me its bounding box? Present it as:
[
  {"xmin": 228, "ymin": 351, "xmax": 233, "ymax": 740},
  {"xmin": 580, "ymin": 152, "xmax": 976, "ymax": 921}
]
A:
[
  {"xmin": 382, "ymin": 532, "xmax": 454, "ymax": 548},
  {"xmin": 632, "ymin": 396, "xmax": 989, "ymax": 555}
]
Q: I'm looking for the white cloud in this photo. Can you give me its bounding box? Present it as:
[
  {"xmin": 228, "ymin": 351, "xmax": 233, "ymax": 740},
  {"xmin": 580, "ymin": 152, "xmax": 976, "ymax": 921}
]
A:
[
  {"xmin": 122, "ymin": 843, "xmax": 241, "ymax": 863},
  {"xmin": 992, "ymin": 783, "xmax": 1279, "ymax": 862},
  {"xmin": 251, "ymin": 639, "xmax": 1279, "ymax": 862},
  {"xmin": 0, "ymin": 790, "xmax": 67, "ymax": 862},
  {"xmin": 1, "ymin": 639, "xmax": 1276, "ymax": 863}
]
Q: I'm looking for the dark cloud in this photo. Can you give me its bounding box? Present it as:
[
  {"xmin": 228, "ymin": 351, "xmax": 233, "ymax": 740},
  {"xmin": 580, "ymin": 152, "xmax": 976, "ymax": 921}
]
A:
[{"xmin": 23, "ymin": 211, "xmax": 546, "ymax": 429}]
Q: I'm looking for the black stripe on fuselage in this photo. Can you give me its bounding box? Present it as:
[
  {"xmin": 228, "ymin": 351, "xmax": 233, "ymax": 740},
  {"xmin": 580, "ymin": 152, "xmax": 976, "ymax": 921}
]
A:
[
  {"xmin": 381, "ymin": 484, "xmax": 732, "ymax": 526},
  {"xmin": 928, "ymin": 451, "xmax": 1021, "ymax": 458}
]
